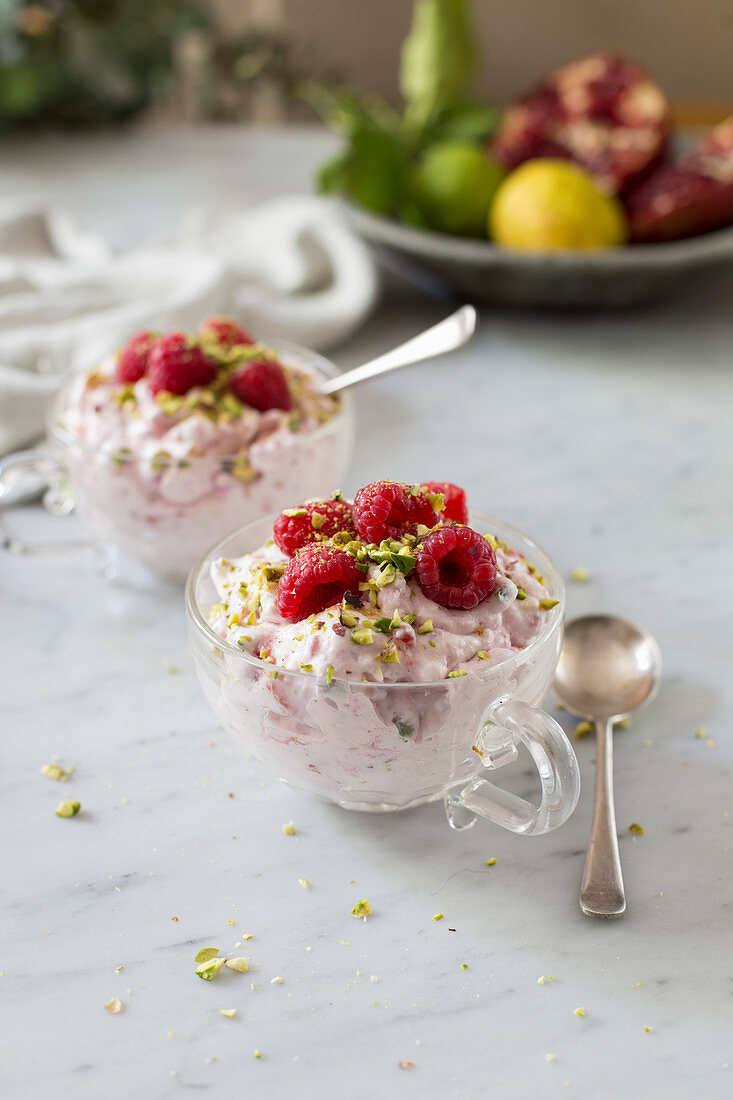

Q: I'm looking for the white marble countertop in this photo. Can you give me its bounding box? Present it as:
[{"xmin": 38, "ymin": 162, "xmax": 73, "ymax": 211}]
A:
[{"xmin": 2, "ymin": 126, "xmax": 732, "ymax": 1100}]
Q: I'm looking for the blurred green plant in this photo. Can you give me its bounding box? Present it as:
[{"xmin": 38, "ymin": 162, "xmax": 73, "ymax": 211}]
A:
[
  {"xmin": 0, "ymin": 0, "xmax": 209, "ymax": 128},
  {"xmin": 306, "ymin": 0, "xmax": 499, "ymax": 231}
]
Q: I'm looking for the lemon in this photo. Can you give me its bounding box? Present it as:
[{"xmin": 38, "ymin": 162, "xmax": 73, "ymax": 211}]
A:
[
  {"xmin": 489, "ymin": 159, "xmax": 627, "ymax": 250},
  {"xmin": 412, "ymin": 141, "xmax": 506, "ymax": 237}
]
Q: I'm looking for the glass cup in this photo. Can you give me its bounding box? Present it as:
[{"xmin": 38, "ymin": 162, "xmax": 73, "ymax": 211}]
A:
[
  {"xmin": 186, "ymin": 512, "xmax": 580, "ymax": 835},
  {"xmin": 0, "ymin": 342, "xmax": 353, "ymax": 582}
]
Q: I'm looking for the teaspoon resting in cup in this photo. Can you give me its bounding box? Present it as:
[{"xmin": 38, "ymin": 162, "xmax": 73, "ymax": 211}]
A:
[
  {"xmin": 320, "ymin": 305, "xmax": 477, "ymax": 395},
  {"xmin": 554, "ymin": 614, "xmax": 662, "ymax": 919}
]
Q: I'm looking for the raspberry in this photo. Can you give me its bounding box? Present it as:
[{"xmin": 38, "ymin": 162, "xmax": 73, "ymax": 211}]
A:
[
  {"xmin": 415, "ymin": 526, "xmax": 497, "ymax": 610},
  {"xmin": 422, "ymin": 481, "xmax": 469, "ymax": 525},
  {"xmin": 273, "ymin": 499, "xmax": 355, "ymax": 557},
  {"xmin": 147, "ymin": 333, "xmax": 218, "ymax": 396},
  {"xmin": 276, "ymin": 544, "xmax": 362, "ymax": 622},
  {"xmin": 352, "ymin": 480, "xmax": 439, "ymax": 543},
  {"xmin": 199, "ymin": 316, "xmax": 254, "ymax": 349},
  {"xmin": 229, "ymin": 359, "xmax": 291, "ymax": 412},
  {"xmin": 115, "ymin": 331, "xmax": 156, "ymax": 384}
]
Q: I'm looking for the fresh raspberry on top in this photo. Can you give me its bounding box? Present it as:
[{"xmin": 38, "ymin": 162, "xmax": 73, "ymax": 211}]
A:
[
  {"xmin": 415, "ymin": 525, "xmax": 497, "ymax": 610},
  {"xmin": 115, "ymin": 331, "xmax": 156, "ymax": 384},
  {"xmin": 147, "ymin": 333, "xmax": 218, "ymax": 396},
  {"xmin": 422, "ymin": 481, "xmax": 469, "ymax": 525},
  {"xmin": 229, "ymin": 359, "xmax": 291, "ymax": 412},
  {"xmin": 352, "ymin": 480, "xmax": 440, "ymax": 543},
  {"xmin": 274, "ymin": 499, "xmax": 355, "ymax": 557},
  {"xmin": 276, "ymin": 544, "xmax": 362, "ymax": 622},
  {"xmin": 199, "ymin": 316, "xmax": 254, "ymax": 349}
]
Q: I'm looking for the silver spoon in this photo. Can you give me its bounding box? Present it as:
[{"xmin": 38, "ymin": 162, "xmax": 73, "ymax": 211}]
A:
[
  {"xmin": 554, "ymin": 614, "xmax": 662, "ymax": 919},
  {"xmin": 320, "ymin": 305, "xmax": 477, "ymax": 395}
]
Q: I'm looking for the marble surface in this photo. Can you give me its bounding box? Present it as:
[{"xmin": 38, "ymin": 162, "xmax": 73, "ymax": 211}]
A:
[{"xmin": 2, "ymin": 126, "xmax": 733, "ymax": 1100}]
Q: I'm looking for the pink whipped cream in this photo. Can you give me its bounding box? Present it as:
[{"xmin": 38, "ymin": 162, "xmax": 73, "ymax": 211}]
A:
[{"xmin": 56, "ymin": 353, "xmax": 348, "ymax": 578}]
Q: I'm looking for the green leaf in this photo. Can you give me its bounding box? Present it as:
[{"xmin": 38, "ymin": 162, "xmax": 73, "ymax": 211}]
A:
[
  {"xmin": 425, "ymin": 102, "xmax": 500, "ymax": 145},
  {"xmin": 400, "ymin": 0, "xmax": 476, "ymax": 132},
  {"xmin": 322, "ymin": 123, "xmax": 410, "ymax": 214}
]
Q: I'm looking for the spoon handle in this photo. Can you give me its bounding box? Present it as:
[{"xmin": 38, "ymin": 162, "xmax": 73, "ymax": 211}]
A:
[
  {"xmin": 579, "ymin": 718, "xmax": 626, "ymax": 918},
  {"xmin": 320, "ymin": 305, "xmax": 477, "ymax": 395}
]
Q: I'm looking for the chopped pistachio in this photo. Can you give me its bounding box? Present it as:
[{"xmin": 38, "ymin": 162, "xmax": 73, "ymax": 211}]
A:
[
  {"xmin": 210, "ymin": 602, "xmax": 226, "ymax": 618},
  {"xmin": 484, "ymin": 533, "xmax": 499, "ymax": 551},
  {"xmin": 351, "ymin": 899, "xmax": 371, "ymax": 918},
  {"xmin": 326, "ymin": 666, "xmax": 334, "ymax": 685},
  {"xmin": 194, "ymin": 947, "xmax": 220, "ymax": 964},
  {"xmin": 374, "ymin": 563, "xmax": 396, "ymax": 588},
  {"xmin": 389, "ymin": 610, "xmax": 402, "ymax": 630},
  {"xmin": 642, "ymin": 1026, "xmax": 652, "ymax": 1033},
  {"xmin": 225, "ymin": 957, "xmax": 250, "ymax": 972},
  {"xmin": 570, "ymin": 566, "xmax": 591, "ymax": 583},
  {"xmin": 150, "ymin": 449, "xmax": 171, "ymax": 471},
  {"xmin": 270, "ymin": 976, "xmax": 284, "ymax": 984},
  {"xmin": 55, "ymin": 800, "xmax": 80, "ymax": 818},
  {"xmin": 485, "ymin": 857, "xmax": 498, "ymax": 867},
  {"xmin": 447, "ymin": 670, "xmax": 467, "ymax": 678},
  {"xmin": 298, "ymin": 878, "xmax": 310, "ymax": 889},
  {"xmin": 351, "ymin": 626, "xmax": 374, "ymax": 646},
  {"xmin": 575, "ymin": 720, "xmax": 594, "ymax": 740},
  {"xmin": 515, "ymin": 586, "xmax": 527, "ymax": 601},
  {"xmin": 428, "ymin": 639, "xmax": 436, "ymax": 648},
  {"xmin": 461, "ymin": 963, "xmax": 469, "ymax": 970},
  {"xmin": 300, "ymin": 663, "xmax": 313, "ymax": 672},
  {"xmin": 220, "ymin": 1008, "xmax": 237, "ymax": 1018},
  {"xmin": 253, "ymin": 1049, "xmax": 262, "ymax": 1059},
  {"xmin": 196, "ymin": 958, "xmax": 224, "ymax": 981},
  {"xmin": 425, "ymin": 491, "xmax": 445, "ymax": 512},
  {"xmin": 311, "ymin": 512, "xmax": 326, "ymax": 530},
  {"xmin": 340, "ymin": 607, "xmax": 358, "ymax": 628},
  {"xmin": 695, "ymin": 725, "xmax": 706, "ymax": 739},
  {"xmin": 373, "ymin": 617, "xmax": 393, "ymax": 634},
  {"xmin": 282, "ymin": 822, "xmax": 296, "ymax": 835},
  {"xmin": 104, "ymin": 997, "xmax": 123, "ymax": 1014},
  {"xmin": 402, "ymin": 613, "xmax": 416, "ymax": 625},
  {"xmin": 476, "ymin": 650, "xmax": 490, "ymax": 660},
  {"xmin": 379, "ymin": 642, "xmax": 400, "ymax": 664},
  {"xmin": 539, "ymin": 598, "xmax": 559, "ymax": 611},
  {"xmin": 629, "ymin": 823, "xmax": 645, "ymax": 835},
  {"xmin": 416, "ymin": 524, "xmax": 431, "ymax": 538},
  {"xmin": 416, "ymin": 619, "xmax": 434, "ymax": 635},
  {"xmin": 41, "ymin": 763, "xmax": 67, "ymax": 781},
  {"xmin": 283, "ymin": 507, "xmax": 307, "ymax": 517},
  {"xmin": 220, "ymin": 393, "xmax": 243, "ymax": 417},
  {"xmin": 617, "ymin": 718, "xmax": 631, "ymax": 729},
  {"xmin": 432, "ymin": 913, "xmax": 444, "ymax": 921},
  {"xmin": 574, "ymin": 1007, "xmax": 586, "ymax": 1017}
]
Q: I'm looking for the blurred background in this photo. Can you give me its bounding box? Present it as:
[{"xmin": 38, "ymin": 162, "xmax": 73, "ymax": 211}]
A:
[{"xmin": 2, "ymin": 0, "xmax": 731, "ymax": 131}]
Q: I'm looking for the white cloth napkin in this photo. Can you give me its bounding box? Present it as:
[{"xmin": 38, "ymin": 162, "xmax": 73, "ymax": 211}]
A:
[{"xmin": 0, "ymin": 196, "xmax": 379, "ymax": 455}]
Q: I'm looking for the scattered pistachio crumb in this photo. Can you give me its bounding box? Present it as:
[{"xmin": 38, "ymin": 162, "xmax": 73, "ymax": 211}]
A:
[
  {"xmin": 416, "ymin": 619, "xmax": 434, "ymax": 635},
  {"xmin": 196, "ymin": 958, "xmax": 224, "ymax": 981},
  {"xmin": 477, "ymin": 650, "xmax": 490, "ymax": 660},
  {"xmin": 570, "ymin": 566, "xmax": 590, "ymax": 583},
  {"xmin": 104, "ymin": 997, "xmax": 123, "ymax": 1014},
  {"xmin": 370, "ymin": 975, "xmax": 378, "ymax": 982},
  {"xmin": 545, "ymin": 1053, "xmax": 556, "ymax": 1063},
  {"xmin": 41, "ymin": 762, "xmax": 71, "ymax": 781},
  {"xmin": 225, "ymin": 958, "xmax": 250, "ymax": 972},
  {"xmin": 515, "ymin": 586, "xmax": 527, "ymax": 601},
  {"xmin": 629, "ymin": 823, "xmax": 645, "ymax": 835},
  {"xmin": 537, "ymin": 976, "xmax": 549, "ymax": 985},
  {"xmin": 461, "ymin": 963, "xmax": 469, "ymax": 970},
  {"xmin": 706, "ymin": 738, "xmax": 716, "ymax": 748},
  {"xmin": 242, "ymin": 933, "xmax": 254, "ymax": 941},
  {"xmin": 253, "ymin": 1049, "xmax": 262, "ymax": 1059},
  {"xmin": 282, "ymin": 822, "xmax": 296, "ymax": 835},
  {"xmin": 485, "ymin": 857, "xmax": 498, "ymax": 867},
  {"xmin": 351, "ymin": 899, "xmax": 371, "ymax": 919},
  {"xmin": 55, "ymin": 800, "xmax": 81, "ymax": 818},
  {"xmin": 574, "ymin": 1007, "xmax": 586, "ymax": 1017},
  {"xmin": 695, "ymin": 725, "xmax": 706, "ymax": 739},
  {"xmin": 194, "ymin": 948, "xmax": 220, "ymax": 964},
  {"xmin": 617, "ymin": 718, "xmax": 631, "ymax": 729},
  {"xmin": 432, "ymin": 913, "xmax": 444, "ymax": 922},
  {"xmin": 539, "ymin": 598, "xmax": 559, "ymax": 611},
  {"xmin": 575, "ymin": 720, "xmax": 594, "ymax": 740},
  {"xmin": 115, "ymin": 965, "xmax": 124, "ymax": 973},
  {"xmin": 642, "ymin": 1026, "xmax": 652, "ymax": 1033},
  {"xmin": 447, "ymin": 670, "xmax": 467, "ymax": 678},
  {"xmin": 270, "ymin": 977, "xmax": 284, "ymax": 984},
  {"xmin": 220, "ymin": 1008, "xmax": 237, "ymax": 1018},
  {"xmin": 298, "ymin": 878, "xmax": 310, "ymax": 889}
]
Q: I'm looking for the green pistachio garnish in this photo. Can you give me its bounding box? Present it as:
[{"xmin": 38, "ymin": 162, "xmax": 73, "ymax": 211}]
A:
[
  {"xmin": 150, "ymin": 449, "xmax": 171, "ymax": 471},
  {"xmin": 539, "ymin": 598, "xmax": 559, "ymax": 611},
  {"xmin": 389, "ymin": 610, "xmax": 402, "ymax": 629},
  {"xmin": 515, "ymin": 587, "xmax": 527, "ymax": 601},
  {"xmin": 476, "ymin": 651, "xmax": 490, "ymax": 660},
  {"xmin": 351, "ymin": 627, "xmax": 374, "ymax": 646},
  {"xmin": 484, "ymin": 533, "xmax": 499, "ymax": 551},
  {"xmin": 300, "ymin": 663, "xmax": 313, "ymax": 672},
  {"xmin": 311, "ymin": 512, "xmax": 326, "ymax": 530},
  {"xmin": 629, "ymin": 823, "xmax": 645, "ymax": 836},
  {"xmin": 340, "ymin": 607, "xmax": 358, "ymax": 628},
  {"xmin": 447, "ymin": 670, "xmax": 468, "ymax": 678},
  {"xmin": 41, "ymin": 762, "xmax": 71, "ymax": 781},
  {"xmin": 230, "ymin": 457, "xmax": 257, "ymax": 483},
  {"xmin": 219, "ymin": 393, "xmax": 244, "ymax": 417},
  {"xmin": 196, "ymin": 958, "xmax": 224, "ymax": 981},
  {"xmin": 55, "ymin": 800, "xmax": 81, "ymax": 818},
  {"xmin": 373, "ymin": 617, "xmax": 393, "ymax": 634},
  {"xmin": 225, "ymin": 957, "xmax": 250, "ymax": 972},
  {"xmin": 425, "ymin": 491, "xmax": 444, "ymax": 512},
  {"xmin": 351, "ymin": 900, "xmax": 371, "ymax": 918},
  {"xmin": 194, "ymin": 947, "xmax": 220, "ymax": 964},
  {"xmin": 574, "ymin": 720, "xmax": 594, "ymax": 739},
  {"xmin": 378, "ymin": 642, "xmax": 400, "ymax": 663},
  {"xmin": 416, "ymin": 619, "xmax": 434, "ymax": 635},
  {"xmin": 402, "ymin": 613, "xmax": 416, "ymax": 625},
  {"xmin": 283, "ymin": 507, "xmax": 307, "ymax": 517},
  {"xmin": 326, "ymin": 665, "xmax": 334, "ymax": 685},
  {"xmin": 210, "ymin": 602, "xmax": 226, "ymax": 617},
  {"xmin": 155, "ymin": 391, "xmax": 184, "ymax": 416},
  {"xmin": 374, "ymin": 563, "xmax": 396, "ymax": 588},
  {"xmin": 110, "ymin": 447, "xmax": 132, "ymax": 466},
  {"xmin": 333, "ymin": 490, "xmax": 344, "ymax": 501},
  {"xmin": 570, "ymin": 566, "xmax": 590, "ymax": 583},
  {"xmin": 416, "ymin": 524, "xmax": 431, "ymax": 538}
]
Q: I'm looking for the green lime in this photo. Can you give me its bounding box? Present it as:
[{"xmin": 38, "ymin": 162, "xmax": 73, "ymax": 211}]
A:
[
  {"xmin": 489, "ymin": 159, "xmax": 627, "ymax": 250},
  {"xmin": 412, "ymin": 141, "xmax": 506, "ymax": 237}
]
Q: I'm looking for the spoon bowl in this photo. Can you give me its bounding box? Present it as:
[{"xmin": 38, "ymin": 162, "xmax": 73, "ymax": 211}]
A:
[{"xmin": 555, "ymin": 614, "xmax": 663, "ymax": 721}]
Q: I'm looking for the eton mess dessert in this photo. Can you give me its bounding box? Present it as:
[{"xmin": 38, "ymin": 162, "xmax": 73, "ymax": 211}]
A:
[
  {"xmin": 57, "ymin": 318, "xmax": 349, "ymax": 578},
  {"xmin": 196, "ymin": 480, "xmax": 564, "ymax": 810}
]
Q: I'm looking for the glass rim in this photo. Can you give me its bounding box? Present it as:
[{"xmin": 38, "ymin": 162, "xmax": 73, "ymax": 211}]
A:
[
  {"xmin": 185, "ymin": 509, "xmax": 565, "ymax": 692},
  {"xmin": 47, "ymin": 337, "xmax": 351, "ymax": 466}
]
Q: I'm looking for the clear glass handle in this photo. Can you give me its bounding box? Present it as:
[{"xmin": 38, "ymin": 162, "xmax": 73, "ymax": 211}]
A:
[
  {"xmin": 0, "ymin": 447, "xmax": 85, "ymax": 553},
  {"xmin": 446, "ymin": 699, "xmax": 580, "ymax": 836}
]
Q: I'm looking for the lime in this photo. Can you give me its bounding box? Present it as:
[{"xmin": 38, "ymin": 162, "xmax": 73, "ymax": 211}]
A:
[
  {"xmin": 489, "ymin": 159, "xmax": 627, "ymax": 250},
  {"xmin": 412, "ymin": 141, "xmax": 506, "ymax": 237}
]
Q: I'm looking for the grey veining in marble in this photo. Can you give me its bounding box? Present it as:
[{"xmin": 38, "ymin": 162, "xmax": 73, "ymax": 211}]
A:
[{"xmin": 1, "ymin": 126, "xmax": 732, "ymax": 1100}]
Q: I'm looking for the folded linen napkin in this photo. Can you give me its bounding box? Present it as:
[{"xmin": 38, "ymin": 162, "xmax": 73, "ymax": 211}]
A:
[{"xmin": 0, "ymin": 195, "xmax": 378, "ymax": 455}]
